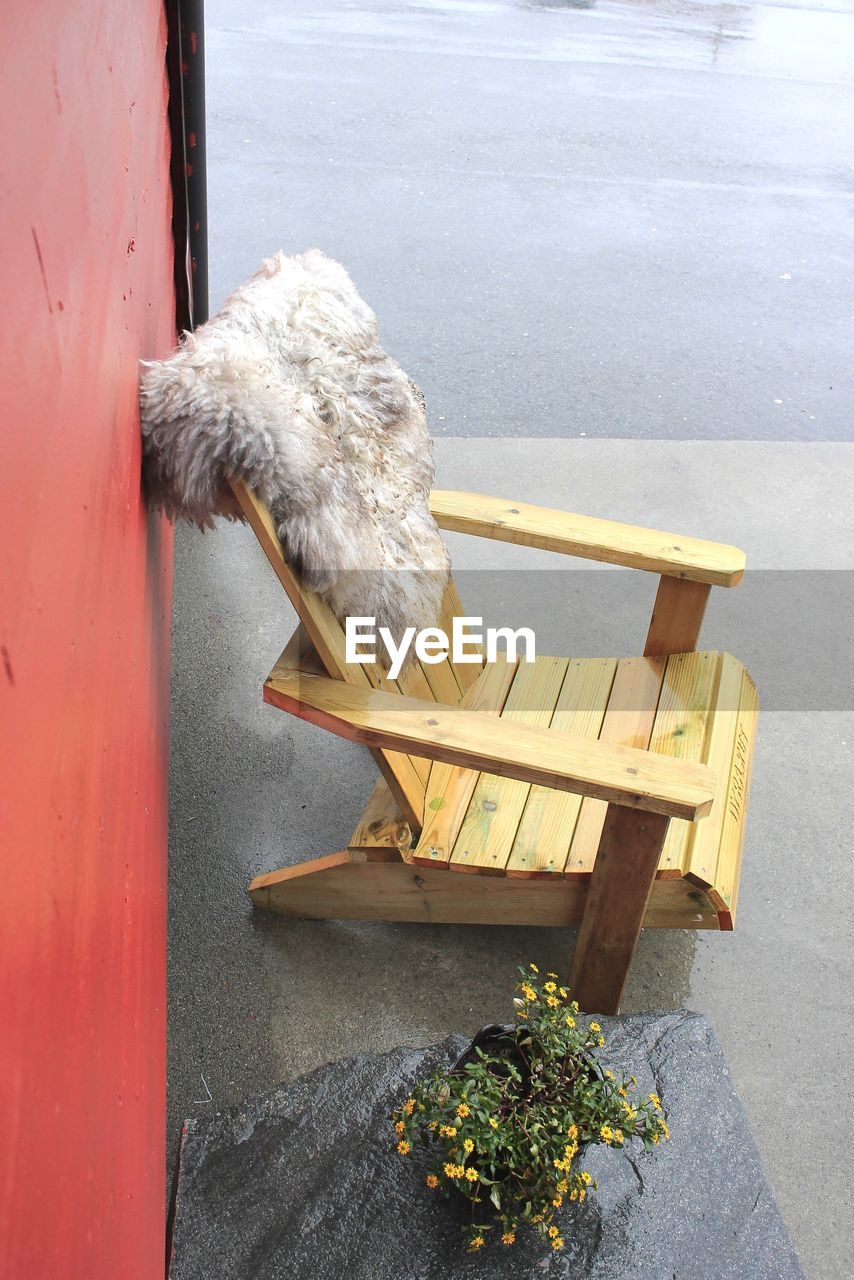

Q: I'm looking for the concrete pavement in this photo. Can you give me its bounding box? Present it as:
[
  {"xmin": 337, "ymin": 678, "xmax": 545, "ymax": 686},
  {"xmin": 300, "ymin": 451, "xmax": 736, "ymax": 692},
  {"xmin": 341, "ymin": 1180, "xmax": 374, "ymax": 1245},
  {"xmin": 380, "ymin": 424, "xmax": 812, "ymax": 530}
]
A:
[
  {"xmin": 169, "ymin": 440, "xmax": 854, "ymax": 1278},
  {"xmin": 205, "ymin": 0, "xmax": 854, "ymax": 441}
]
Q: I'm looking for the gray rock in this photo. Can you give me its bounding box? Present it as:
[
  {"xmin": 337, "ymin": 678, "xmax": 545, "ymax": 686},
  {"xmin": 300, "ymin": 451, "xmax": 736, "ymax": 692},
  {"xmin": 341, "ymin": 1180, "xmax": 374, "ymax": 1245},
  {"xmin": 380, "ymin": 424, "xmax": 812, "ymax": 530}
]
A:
[{"xmin": 168, "ymin": 1011, "xmax": 802, "ymax": 1280}]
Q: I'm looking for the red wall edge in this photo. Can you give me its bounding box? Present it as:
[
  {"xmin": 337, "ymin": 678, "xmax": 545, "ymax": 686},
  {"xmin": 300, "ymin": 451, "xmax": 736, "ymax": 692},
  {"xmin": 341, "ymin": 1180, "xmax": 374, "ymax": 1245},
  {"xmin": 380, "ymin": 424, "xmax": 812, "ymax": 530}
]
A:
[{"xmin": 0, "ymin": 4, "xmax": 175, "ymax": 1276}]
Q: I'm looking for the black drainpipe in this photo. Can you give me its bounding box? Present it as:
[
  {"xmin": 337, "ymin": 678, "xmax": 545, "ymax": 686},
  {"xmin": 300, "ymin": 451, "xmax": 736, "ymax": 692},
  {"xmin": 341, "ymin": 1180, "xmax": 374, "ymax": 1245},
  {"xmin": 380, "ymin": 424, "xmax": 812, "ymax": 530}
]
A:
[
  {"xmin": 165, "ymin": 0, "xmax": 208, "ymax": 333},
  {"xmin": 163, "ymin": 7, "xmax": 208, "ymax": 1270}
]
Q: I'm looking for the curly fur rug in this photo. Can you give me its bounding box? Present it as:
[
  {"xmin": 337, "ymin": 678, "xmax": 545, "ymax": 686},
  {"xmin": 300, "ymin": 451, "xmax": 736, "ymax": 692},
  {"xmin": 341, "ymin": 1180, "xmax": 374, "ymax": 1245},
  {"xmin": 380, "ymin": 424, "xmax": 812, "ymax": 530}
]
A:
[{"xmin": 140, "ymin": 250, "xmax": 450, "ymax": 641}]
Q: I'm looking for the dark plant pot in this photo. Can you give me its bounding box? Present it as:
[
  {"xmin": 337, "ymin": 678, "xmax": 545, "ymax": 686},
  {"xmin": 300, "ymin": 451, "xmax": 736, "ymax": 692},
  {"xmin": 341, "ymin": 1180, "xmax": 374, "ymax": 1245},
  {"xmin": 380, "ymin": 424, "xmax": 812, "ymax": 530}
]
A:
[
  {"xmin": 447, "ymin": 1025, "xmax": 590, "ymax": 1217},
  {"xmin": 450, "ymin": 1023, "xmax": 516, "ymax": 1072},
  {"xmin": 449, "ymin": 1022, "xmax": 597, "ymax": 1164},
  {"xmin": 451, "ymin": 1022, "xmax": 604, "ymax": 1094}
]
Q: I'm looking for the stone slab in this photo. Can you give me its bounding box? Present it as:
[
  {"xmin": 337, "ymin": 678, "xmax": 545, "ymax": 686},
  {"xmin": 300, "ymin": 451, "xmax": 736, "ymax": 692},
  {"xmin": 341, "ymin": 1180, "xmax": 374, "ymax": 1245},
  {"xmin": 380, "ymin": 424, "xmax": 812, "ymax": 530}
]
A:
[{"xmin": 169, "ymin": 1012, "xmax": 803, "ymax": 1279}]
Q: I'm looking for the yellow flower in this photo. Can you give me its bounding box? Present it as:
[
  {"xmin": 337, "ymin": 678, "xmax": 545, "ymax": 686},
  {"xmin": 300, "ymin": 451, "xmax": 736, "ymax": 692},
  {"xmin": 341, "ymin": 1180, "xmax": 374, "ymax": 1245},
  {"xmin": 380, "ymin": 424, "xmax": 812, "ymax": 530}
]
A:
[
  {"xmin": 618, "ymin": 1086, "xmax": 628, "ymax": 1098},
  {"xmin": 551, "ymin": 1237, "xmax": 565, "ymax": 1251},
  {"xmin": 598, "ymin": 1036, "xmax": 605, "ymax": 1046},
  {"xmin": 456, "ymin": 1102, "xmax": 470, "ymax": 1118},
  {"xmin": 501, "ymin": 1231, "xmax": 516, "ymax": 1246},
  {"xmin": 552, "ymin": 1194, "xmax": 563, "ymax": 1207},
  {"xmin": 529, "ymin": 963, "xmax": 539, "ymax": 973},
  {"xmin": 488, "ymin": 1117, "xmax": 499, "ymax": 1130},
  {"xmin": 589, "ymin": 1022, "xmax": 601, "ymax": 1033},
  {"xmin": 426, "ymin": 1174, "xmax": 439, "ymax": 1188},
  {"xmin": 397, "ymin": 1140, "xmax": 411, "ymax": 1155},
  {"xmin": 649, "ymin": 1092, "xmax": 662, "ymax": 1111},
  {"xmin": 516, "ymin": 1010, "xmax": 528, "ymax": 1020},
  {"xmin": 565, "ymin": 1015, "xmax": 576, "ymax": 1028},
  {"xmin": 581, "ymin": 1171, "xmax": 593, "ymax": 1185},
  {"xmin": 543, "ymin": 981, "xmax": 557, "ymax": 993},
  {"xmin": 547, "ymin": 995, "xmax": 559, "ymax": 1008},
  {"xmin": 558, "ymin": 1178, "xmax": 569, "ymax": 1194},
  {"xmin": 402, "ymin": 1098, "xmax": 416, "ymax": 1115},
  {"xmin": 604, "ymin": 1070, "xmax": 614, "ymax": 1080},
  {"xmin": 532, "ymin": 1213, "xmax": 544, "ymax": 1224},
  {"xmin": 465, "ymin": 1167, "xmax": 479, "ymax": 1182},
  {"xmin": 600, "ymin": 1125, "xmax": 614, "ymax": 1144},
  {"xmin": 443, "ymin": 1162, "xmax": 457, "ymax": 1177},
  {"xmin": 463, "ymin": 1138, "xmax": 474, "ymax": 1154},
  {"xmin": 427, "ymin": 1120, "xmax": 438, "ymax": 1131},
  {"xmin": 578, "ymin": 1188, "xmax": 586, "ymax": 1203},
  {"xmin": 652, "ymin": 1131, "xmax": 661, "ymax": 1145},
  {"xmin": 567, "ymin": 1124, "xmax": 578, "ymax": 1140},
  {"xmin": 469, "ymin": 1235, "xmax": 485, "ymax": 1252},
  {"xmin": 548, "ymin": 1226, "xmax": 559, "ymax": 1239},
  {"xmin": 559, "ymin": 987, "xmax": 568, "ymax": 998},
  {"xmin": 547, "ymin": 970, "xmax": 558, "ymax": 978},
  {"xmin": 522, "ymin": 986, "xmax": 537, "ymax": 1003},
  {"xmin": 660, "ymin": 1120, "xmax": 670, "ymax": 1141},
  {"xmin": 394, "ymin": 1120, "xmax": 405, "ymax": 1135},
  {"xmin": 439, "ymin": 1125, "xmax": 456, "ymax": 1139},
  {"xmin": 612, "ymin": 1129, "xmax": 624, "ymax": 1145}
]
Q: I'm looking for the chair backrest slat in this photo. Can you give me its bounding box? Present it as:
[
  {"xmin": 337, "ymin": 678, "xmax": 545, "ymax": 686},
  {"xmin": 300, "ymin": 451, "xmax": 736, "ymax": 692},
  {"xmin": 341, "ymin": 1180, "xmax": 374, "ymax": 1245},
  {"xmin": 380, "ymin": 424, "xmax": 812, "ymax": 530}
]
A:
[{"xmin": 230, "ymin": 480, "xmax": 479, "ymax": 829}]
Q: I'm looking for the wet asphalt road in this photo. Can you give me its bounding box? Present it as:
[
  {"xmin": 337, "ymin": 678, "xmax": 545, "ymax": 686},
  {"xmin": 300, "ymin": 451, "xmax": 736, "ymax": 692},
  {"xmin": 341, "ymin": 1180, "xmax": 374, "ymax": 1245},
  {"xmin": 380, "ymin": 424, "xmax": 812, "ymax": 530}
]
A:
[{"xmin": 206, "ymin": 0, "xmax": 853, "ymax": 441}]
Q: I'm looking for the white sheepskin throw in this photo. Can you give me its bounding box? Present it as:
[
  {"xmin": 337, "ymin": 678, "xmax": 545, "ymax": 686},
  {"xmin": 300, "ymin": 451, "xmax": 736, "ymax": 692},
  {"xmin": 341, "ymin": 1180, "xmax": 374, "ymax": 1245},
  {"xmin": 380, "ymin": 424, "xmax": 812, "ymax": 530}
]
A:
[{"xmin": 140, "ymin": 250, "xmax": 450, "ymax": 643}]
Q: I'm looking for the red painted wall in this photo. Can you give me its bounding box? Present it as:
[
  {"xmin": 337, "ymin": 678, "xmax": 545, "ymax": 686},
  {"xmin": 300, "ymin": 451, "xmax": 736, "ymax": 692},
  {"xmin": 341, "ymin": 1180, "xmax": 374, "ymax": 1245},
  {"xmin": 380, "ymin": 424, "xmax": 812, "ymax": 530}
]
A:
[{"xmin": 0, "ymin": 4, "xmax": 175, "ymax": 1277}]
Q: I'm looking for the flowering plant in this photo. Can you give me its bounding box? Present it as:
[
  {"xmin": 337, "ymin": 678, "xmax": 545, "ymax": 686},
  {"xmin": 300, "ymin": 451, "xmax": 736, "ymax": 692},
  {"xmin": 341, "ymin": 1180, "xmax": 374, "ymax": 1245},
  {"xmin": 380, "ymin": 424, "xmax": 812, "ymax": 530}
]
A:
[{"xmin": 391, "ymin": 964, "xmax": 670, "ymax": 1253}]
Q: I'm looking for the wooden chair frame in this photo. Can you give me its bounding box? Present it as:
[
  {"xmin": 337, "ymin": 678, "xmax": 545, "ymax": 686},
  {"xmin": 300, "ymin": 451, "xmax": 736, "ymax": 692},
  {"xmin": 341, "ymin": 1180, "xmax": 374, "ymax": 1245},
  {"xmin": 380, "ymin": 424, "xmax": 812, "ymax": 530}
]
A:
[{"xmin": 231, "ymin": 481, "xmax": 754, "ymax": 1014}]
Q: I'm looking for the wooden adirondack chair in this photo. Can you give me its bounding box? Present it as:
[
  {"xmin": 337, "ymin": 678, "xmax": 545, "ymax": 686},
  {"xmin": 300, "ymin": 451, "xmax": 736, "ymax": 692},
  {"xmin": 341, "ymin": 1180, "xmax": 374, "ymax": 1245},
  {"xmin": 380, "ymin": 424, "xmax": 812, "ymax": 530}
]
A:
[{"xmin": 232, "ymin": 480, "xmax": 757, "ymax": 1014}]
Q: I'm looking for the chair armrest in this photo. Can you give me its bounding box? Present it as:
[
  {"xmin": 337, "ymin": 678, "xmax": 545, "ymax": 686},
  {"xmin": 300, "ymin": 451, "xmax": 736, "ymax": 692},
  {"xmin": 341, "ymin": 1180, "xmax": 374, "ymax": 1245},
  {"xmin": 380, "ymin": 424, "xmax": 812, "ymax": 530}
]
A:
[
  {"xmin": 430, "ymin": 491, "xmax": 745, "ymax": 587},
  {"xmin": 264, "ymin": 668, "xmax": 716, "ymax": 821}
]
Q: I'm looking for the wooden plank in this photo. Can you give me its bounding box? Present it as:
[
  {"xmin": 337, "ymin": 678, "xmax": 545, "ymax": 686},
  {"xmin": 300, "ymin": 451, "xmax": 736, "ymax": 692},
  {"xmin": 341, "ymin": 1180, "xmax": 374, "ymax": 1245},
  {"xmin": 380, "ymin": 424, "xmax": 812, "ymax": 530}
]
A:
[
  {"xmin": 682, "ymin": 653, "xmax": 746, "ymax": 891},
  {"xmin": 230, "ymin": 479, "xmax": 355, "ymax": 679},
  {"xmin": 382, "ymin": 659, "xmax": 433, "ymax": 785},
  {"xmin": 263, "ymin": 665, "xmax": 717, "ymax": 820},
  {"xmin": 400, "ymin": 575, "xmax": 476, "ymax": 707},
  {"xmin": 565, "ymin": 657, "xmax": 666, "ymax": 876},
  {"xmin": 418, "ymin": 651, "xmax": 463, "ymax": 706},
  {"xmin": 275, "ymin": 624, "xmax": 326, "ymax": 676},
  {"xmin": 265, "ymin": 647, "xmax": 428, "ymax": 826},
  {"xmin": 569, "ymin": 806, "xmax": 671, "ymax": 1014},
  {"xmin": 442, "ymin": 576, "xmax": 483, "ymax": 692},
  {"xmin": 448, "ymin": 657, "xmax": 569, "ymax": 873},
  {"xmin": 235, "ymin": 480, "xmax": 427, "ymax": 826},
  {"xmin": 647, "ymin": 651, "xmax": 719, "ymax": 874},
  {"xmin": 394, "ymin": 654, "xmax": 435, "ymax": 703},
  {"xmin": 506, "ymin": 658, "xmax": 617, "ymax": 878},
  {"xmin": 705, "ymin": 670, "xmax": 759, "ymax": 929},
  {"xmin": 430, "ymin": 491, "xmax": 746, "ymax": 587},
  {"xmin": 270, "ymin": 628, "xmax": 436, "ymax": 838},
  {"xmin": 411, "ymin": 658, "xmax": 518, "ymax": 868},
  {"xmin": 248, "ymin": 847, "xmax": 721, "ymax": 929},
  {"xmin": 644, "ymin": 576, "xmax": 711, "ymax": 657},
  {"xmin": 366, "ymin": 749, "xmax": 427, "ymax": 832},
  {"xmin": 349, "ymin": 777, "xmax": 414, "ymax": 856}
]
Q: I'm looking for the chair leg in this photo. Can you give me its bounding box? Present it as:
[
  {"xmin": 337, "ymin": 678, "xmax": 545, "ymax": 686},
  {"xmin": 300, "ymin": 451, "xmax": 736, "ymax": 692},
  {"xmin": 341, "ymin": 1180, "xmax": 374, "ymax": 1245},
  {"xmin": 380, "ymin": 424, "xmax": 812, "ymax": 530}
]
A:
[{"xmin": 569, "ymin": 805, "xmax": 670, "ymax": 1015}]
